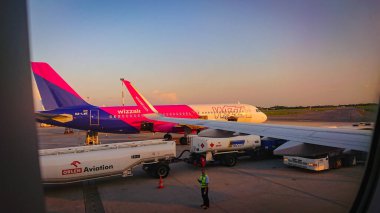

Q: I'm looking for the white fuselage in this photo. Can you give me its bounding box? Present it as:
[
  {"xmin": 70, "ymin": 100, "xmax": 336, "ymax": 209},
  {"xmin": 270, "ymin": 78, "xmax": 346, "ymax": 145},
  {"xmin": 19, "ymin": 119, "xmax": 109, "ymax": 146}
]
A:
[{"xmin": 189, "ymin": 104, "xmax": 267, "ymax": 123}]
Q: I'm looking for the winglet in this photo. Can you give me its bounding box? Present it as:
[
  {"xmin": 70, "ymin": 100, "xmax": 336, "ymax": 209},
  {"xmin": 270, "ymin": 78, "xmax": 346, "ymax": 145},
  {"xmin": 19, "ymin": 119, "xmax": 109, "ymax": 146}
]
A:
[{"xmin": 122, "ymin": 80, "xmax": 158, "ymax": 114}]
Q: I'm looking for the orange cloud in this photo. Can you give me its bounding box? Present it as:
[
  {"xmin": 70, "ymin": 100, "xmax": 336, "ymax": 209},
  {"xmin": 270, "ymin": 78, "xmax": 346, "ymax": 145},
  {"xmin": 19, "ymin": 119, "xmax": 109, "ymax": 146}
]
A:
[{"xmin": 152, "ymin": 90, "xmax": 178, "ymax": 103}]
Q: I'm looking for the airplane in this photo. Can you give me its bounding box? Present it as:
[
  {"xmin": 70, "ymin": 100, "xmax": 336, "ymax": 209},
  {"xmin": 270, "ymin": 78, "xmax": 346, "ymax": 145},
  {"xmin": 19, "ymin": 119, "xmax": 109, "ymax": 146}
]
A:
[
  {"xmin": 31, "ymin": 62, "xmax": 267, "ymax": 144},
  {"xmin": 123, "ymin": 76, "xmax": 373, "ymax": 154}
]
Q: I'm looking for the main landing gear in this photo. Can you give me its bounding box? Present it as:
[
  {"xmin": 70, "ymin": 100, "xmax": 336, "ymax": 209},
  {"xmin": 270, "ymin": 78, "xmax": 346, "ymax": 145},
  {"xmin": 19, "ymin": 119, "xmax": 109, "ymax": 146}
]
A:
[
  {"xmin": 163, "ymin": 126, "xmax": 193, "ymax": 145},
  {"xmin": 85, "ymin": 130, "xmax": 100, "ymax": 145},
  {"xmin": 179, "ymin": 126, "xmax": 193, "ymax": 145},
  {"xmin": 163, "ymin": 133, "xmax": 187, "ymax": 145},
  {"xmin": 163, "ymin": 133, "xmax": 172, "ymax": 141}
]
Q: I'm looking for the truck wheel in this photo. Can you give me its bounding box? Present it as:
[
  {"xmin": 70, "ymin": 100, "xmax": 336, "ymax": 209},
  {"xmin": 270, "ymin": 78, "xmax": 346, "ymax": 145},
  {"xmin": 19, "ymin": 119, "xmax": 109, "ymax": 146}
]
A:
[
  {"xmin": 143, "ymin": 165, "xmax": 155, "ymax": 177},
  {"xmin": 223, "ymin": 155, "xmax": 237, "ymax": 167},
  {"xmin": 179, "ymin": 137, "xmax": 188, "ymax": 145},
  {"xmin": 155, "ymin": 164, "xmax": 170, "ymax": 178},
  {"xmin": 143, "ymin": 165, "xmax": 149, "ymax": 172}
]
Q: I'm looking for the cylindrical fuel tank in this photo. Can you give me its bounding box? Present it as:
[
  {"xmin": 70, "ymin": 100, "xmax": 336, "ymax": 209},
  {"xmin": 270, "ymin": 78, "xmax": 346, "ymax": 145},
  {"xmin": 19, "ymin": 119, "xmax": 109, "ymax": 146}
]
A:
[
  {"xmin": 39, "ymin": 140, "xmax": 176, "ymax": 183},
  {"xmin": 188, "ymin": 135, "xmax": 261, "ymax": 153}
]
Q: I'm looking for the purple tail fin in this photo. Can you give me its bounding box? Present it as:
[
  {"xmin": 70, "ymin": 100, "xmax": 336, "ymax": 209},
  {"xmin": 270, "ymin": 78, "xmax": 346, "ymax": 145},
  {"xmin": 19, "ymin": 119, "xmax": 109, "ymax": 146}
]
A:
[{"xmin": 31, "ymin": 62, "xmax": 90, "ymax": 110}]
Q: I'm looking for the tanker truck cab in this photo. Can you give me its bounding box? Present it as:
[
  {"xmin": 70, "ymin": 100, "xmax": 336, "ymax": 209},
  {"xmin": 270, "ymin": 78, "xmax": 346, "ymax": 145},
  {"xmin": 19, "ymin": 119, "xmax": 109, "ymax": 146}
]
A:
[{"xmin": 187, "ymin": 134, "xmax": 262, "ymax": 167}]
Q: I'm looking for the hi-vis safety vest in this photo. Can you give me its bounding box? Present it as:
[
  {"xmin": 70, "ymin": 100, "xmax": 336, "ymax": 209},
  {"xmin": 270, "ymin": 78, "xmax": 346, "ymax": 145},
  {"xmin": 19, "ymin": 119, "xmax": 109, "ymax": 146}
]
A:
[{"xmin": 199, "ymin": 175, "xmax": 208, "ymax": 188}]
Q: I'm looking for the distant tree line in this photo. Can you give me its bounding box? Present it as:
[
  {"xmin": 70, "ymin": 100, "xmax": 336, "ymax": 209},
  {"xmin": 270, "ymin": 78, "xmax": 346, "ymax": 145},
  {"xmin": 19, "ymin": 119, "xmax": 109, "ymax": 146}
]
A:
[{"xmin": 258, "ymin": 103, "xmax": 378, "ymax": 111}]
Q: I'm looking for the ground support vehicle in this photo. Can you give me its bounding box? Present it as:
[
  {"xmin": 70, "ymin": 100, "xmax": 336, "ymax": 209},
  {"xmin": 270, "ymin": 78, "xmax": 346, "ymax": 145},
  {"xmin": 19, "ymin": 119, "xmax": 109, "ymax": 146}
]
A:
[
  {"xmin": 39, "ymin": 140, "xmax": 176, "ymax": 184},
  {"xmin": 275, "ymin": 141, "xmax": 364, "ymax": 171},
  {"xmin": 186, "ymin": 135, "xmax": 285, "ymax": 167}
]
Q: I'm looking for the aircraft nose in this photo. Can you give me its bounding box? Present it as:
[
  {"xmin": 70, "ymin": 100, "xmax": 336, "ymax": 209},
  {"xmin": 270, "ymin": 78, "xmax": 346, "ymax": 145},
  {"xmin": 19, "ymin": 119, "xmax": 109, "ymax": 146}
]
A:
[{"xmin": 261, "ymin": 113, "xmax": 267, "ymax": 122}]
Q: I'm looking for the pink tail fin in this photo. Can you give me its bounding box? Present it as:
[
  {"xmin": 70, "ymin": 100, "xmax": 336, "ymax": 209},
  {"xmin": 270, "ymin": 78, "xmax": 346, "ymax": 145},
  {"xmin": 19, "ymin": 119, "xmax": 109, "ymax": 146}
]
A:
[{"xmin": 123, "ymin": 80, "xmax": 158, "ymax": 114}]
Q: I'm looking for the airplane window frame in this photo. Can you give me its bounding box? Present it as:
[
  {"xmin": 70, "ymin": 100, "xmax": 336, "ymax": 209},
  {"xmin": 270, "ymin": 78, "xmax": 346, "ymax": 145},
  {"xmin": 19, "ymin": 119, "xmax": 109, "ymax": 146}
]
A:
[
  {"xmin": 1, "ymin": 1, "xmax": 378, "ymax": 212},
  {"xmin": 351, "ymin": 105, "xmax": 380, "ymax": 212}
]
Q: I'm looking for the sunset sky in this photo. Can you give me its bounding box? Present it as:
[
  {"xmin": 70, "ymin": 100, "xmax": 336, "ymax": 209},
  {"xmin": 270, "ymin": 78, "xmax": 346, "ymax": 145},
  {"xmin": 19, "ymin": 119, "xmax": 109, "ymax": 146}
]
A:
[{"xmin": 28, "ymin": 0, "xmax": 380, "ymax": 110}]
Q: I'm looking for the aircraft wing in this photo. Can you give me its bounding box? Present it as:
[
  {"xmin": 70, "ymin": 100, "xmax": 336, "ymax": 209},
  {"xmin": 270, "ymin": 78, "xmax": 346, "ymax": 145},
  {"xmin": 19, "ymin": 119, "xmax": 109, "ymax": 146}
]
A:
[
  {"xmin": 35, "ymin": 113, "xmax": 73, "ymax": 123},
  {"xmin": 145, "ymin": 114, "xmax": 372, "ymax": 152}
]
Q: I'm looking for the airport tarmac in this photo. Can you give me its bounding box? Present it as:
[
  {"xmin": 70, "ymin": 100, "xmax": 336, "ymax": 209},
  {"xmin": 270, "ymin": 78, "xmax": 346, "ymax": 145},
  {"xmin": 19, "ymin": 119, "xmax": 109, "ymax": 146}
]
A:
[{"xmin": 38, "ymin": 122, "xmax": 366, "ymax": 213}]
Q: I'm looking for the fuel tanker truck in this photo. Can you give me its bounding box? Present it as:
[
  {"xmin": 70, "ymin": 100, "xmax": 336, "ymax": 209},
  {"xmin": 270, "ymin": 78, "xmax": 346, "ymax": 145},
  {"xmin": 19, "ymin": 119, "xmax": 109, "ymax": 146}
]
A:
[
  {"xmin": 39, "ymin": 140, "xmax": 176, "ymax": 184},
  {"xmin": 186, "ymin": 134, "xmax": 285, "ymax": 167}
]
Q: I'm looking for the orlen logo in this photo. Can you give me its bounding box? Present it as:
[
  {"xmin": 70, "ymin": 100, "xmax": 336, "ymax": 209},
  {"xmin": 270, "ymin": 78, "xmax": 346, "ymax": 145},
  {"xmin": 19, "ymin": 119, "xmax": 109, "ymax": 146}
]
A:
[
  {"xmin": 62, "ymin": 161, "xmax": 83, "ymax": 175},
  {"xmin": 71, "ymin": 160, "xmax": 81, "ymax": 167}
]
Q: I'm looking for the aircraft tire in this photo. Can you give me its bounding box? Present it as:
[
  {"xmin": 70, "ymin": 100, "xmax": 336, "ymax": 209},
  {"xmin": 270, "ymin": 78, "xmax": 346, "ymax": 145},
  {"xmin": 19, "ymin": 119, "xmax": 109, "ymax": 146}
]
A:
[{"xmin": 164, "ymin": 133, "xmax": 172, "ymax": 141}]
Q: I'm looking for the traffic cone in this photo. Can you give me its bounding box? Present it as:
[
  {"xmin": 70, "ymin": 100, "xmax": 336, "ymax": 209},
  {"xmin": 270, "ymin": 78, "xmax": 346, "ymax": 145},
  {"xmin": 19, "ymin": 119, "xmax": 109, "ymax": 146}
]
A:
[
  {"xmin": 200, "ymin": 156, "xmax": 206, "ymax": 168},
  {"xmin": 158, "ymin": 175, "xmax": 164, "ymax": 189}
]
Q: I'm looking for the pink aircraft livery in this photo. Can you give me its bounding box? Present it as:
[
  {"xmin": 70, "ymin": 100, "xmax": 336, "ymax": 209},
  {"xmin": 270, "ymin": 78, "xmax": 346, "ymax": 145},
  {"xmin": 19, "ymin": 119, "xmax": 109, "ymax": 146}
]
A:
[{"xmin": 32, "ymin": 62, "xmax": 267, "ymax": 144}]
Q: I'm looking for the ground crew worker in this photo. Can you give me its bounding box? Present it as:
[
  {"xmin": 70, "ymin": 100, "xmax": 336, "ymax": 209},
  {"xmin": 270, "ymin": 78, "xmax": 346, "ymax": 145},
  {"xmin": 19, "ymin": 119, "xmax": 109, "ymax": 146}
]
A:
[{"xmin": 198, "ymin": 168, "xmax": 209, "ymax": 209}]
